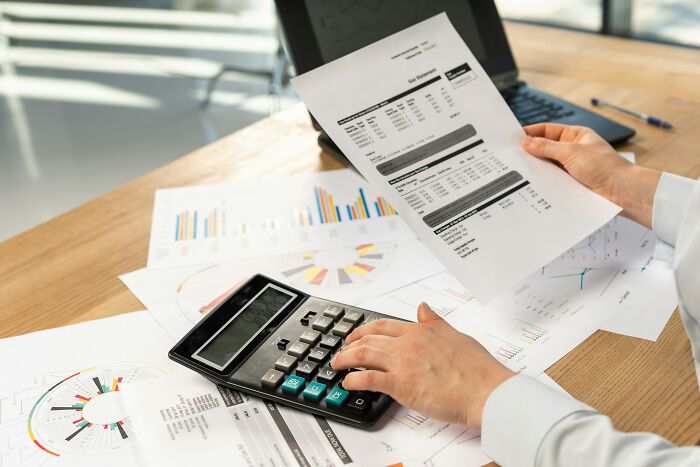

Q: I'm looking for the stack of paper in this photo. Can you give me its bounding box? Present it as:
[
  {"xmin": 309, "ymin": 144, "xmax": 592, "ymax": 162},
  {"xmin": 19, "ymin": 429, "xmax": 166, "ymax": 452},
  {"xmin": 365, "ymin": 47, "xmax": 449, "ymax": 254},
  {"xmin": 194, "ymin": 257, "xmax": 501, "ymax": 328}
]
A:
[{"xmin": 0, "ymin": 13, "xmax": 678, "ymax": 467}]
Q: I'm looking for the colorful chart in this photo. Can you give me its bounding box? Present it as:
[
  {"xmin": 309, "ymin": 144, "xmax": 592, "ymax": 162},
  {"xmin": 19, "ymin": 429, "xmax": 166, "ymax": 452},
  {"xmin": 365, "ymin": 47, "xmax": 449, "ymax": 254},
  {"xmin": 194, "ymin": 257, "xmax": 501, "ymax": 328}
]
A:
[
  {"xmin": 518, "ymin": 320, "xmax": 548, "ymax": 344},
  {"xmin": 27, "ymin": 364, "xmax": 165, "ymax": 459},
  {"xmin": 175, "ymin": 210, "xmax": 198, "ymax": 241},
  {"xmin": 314, "ymin": 186, "xmax": 396, "ymax": 224},
  {"xmin": 276, "ymin": 243, "xmax": 395, "ymax": 288},
  {"xmin": 171, "ymin": 186, "xmax": 396, "ymax": 243},
  {"xmin": 486, "ymin": 334, "xmax": 524, "ymax": 363}
]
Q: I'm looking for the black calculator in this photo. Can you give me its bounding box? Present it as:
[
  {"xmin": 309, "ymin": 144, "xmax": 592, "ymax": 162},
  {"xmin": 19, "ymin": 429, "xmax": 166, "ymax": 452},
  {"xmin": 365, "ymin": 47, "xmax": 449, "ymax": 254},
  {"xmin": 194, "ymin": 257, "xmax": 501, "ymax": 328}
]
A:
[{"xmin": 169, "ymin": 274, "xmax": 401, "ymax": 427}]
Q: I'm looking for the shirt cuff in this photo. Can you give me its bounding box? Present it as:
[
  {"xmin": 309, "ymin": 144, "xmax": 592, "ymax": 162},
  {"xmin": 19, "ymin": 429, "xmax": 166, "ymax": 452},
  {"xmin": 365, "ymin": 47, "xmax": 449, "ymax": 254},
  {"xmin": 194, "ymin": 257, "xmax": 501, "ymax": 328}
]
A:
[
  {"xmin": 652, "ymin": 173, "xmax": 696, "ymax": 246},
  {"xmin": 481, "ymin": 375, "xmax": 596, "ymax": 467}
]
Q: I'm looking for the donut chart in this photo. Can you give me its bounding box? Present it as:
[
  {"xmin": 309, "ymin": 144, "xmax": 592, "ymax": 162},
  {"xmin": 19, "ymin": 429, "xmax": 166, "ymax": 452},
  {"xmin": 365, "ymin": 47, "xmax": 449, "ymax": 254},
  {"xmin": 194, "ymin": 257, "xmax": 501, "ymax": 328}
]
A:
[
  {"xmin": 28, "ymin": 364, "xmax": 165, "ymax": 459},
  {"xmin": 276, "ymin": 243, "xmax": 395, "ymax": 288}
]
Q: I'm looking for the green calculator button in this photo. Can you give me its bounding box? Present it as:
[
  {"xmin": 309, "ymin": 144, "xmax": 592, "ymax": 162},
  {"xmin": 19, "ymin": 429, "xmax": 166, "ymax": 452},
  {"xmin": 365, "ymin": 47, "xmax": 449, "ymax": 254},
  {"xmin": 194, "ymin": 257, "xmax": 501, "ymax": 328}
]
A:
[
  {"xmin": 302, "ymin": 381, "xmax": 327, "ymax": 401},
  {"xmin": 281, "ymin": 375, "xmax": 305, "ymax": 395},
  {"xmin": 325, "ymin": 387, "xmax": 349, "ymax": 408}
]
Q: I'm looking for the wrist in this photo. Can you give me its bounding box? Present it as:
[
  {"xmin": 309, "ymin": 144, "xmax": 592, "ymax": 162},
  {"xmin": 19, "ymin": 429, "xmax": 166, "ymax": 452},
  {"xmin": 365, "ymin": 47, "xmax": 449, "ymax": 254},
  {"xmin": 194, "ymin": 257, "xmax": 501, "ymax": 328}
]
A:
[
  {"xmin": 470, "ymin": 365, "xmax": 516, "ymax": 428},
  {"xmin": 611, "ymin": 165, "xmax": 662, "ymax": 229}
]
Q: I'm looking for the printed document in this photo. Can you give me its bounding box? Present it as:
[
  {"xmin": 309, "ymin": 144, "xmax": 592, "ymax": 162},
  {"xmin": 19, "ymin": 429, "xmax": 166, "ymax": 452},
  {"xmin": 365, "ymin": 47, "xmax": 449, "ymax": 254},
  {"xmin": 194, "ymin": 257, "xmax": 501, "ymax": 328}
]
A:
[{"xmin": 292, "ymin": 13, "xmax": 620, "ymax": 301}]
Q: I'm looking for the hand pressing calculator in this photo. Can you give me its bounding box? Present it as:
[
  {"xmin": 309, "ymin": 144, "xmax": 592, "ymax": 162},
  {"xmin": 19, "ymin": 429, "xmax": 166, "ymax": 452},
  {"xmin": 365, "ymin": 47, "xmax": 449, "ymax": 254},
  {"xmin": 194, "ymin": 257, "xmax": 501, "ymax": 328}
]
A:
[{"xmin": 169, "ymin": 274, "xmax": 401, "ymax": 427}]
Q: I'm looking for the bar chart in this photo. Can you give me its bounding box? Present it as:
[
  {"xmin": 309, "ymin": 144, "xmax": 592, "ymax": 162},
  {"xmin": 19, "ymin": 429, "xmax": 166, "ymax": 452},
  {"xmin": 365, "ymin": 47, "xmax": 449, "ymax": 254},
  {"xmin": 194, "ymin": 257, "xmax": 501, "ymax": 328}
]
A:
[{"xmin": 149, "ymin": 169, "xmax": 413, "ymax": 269}]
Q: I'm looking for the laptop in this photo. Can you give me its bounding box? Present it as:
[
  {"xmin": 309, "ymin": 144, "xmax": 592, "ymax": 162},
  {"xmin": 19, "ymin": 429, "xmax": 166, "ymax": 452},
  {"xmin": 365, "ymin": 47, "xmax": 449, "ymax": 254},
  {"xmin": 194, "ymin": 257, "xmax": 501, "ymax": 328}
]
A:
[{"xmin": 275, "ymin": 0, "xmax": 635, "ymax": 161}]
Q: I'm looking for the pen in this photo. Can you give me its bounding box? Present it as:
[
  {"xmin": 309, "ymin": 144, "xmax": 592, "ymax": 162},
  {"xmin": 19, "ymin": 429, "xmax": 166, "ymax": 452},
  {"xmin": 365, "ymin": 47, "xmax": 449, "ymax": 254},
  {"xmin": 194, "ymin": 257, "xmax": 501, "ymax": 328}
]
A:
[{"xmin": 591, "ymin": 98, "xmax": 672, "ymax": 129}]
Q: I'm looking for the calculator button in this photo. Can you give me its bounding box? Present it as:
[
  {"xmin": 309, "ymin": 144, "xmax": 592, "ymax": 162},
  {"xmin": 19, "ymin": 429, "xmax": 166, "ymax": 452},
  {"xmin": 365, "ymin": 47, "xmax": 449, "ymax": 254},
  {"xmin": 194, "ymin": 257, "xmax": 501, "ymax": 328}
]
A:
[
  {"xmin": 303, "ymin": 381, "xmax": 327, "ymax": 401},
  {"xmin": 316, "ymin": 367, "xmax": 338, "ymax": 385},
  {"xmin": 260, "ymin": 369, "xmax": 285, "ymax": 389},
  {"xmin": 300, "ymin": 310, "xmax": 316, "ymax": 326},
  {"xmin": 325, "ymin": 387, "xmax": 349, "ymax": 408},
  {"xmin": 319, "ymin": 335, "xmax": 341, "ymax": 350},
  {"xmin": 299, "ymin": 329, "xmax": 321, "ymax": 346},
  {"xmin": 276, "ymin": 338, "xmax": 290, "ymax": 350},
  {"xmin": 343, "ymin": 310, "xmax": 364, "ymax": 324},
  {"xmin": 288, "ymin": 341, "xmax": 310, "ymax": 359},
  {"xmin": 323, "ymin": 305, "xmax": 345, "ymax": 321},
  {"xmin": 311, "ymin": 316, "xmax": 334, "ymax": 332},
  {"xmin": 308, "ymin": 347, "xmax": 330, "ymax": 363},
  {"xmin": 347, "ymin": 392, "xmax": 371, "ymax": 411},
  {"xmin": 363, "ymin": 314, "xmax": 381, "ymax": 324},
  {"xmin": 295, "ymin": 360, "xmax": 318, "ymax": 378},
  {"xmin": 274, "ymin": 354, "xmax": 298, "ymax": 373},
  {"xmin": 332, "ymin": 321, "xmax": 354, "ymax": 337},
  {"xmin": 281, "ymin": 375, "xmax": 305, "ymax": 395}
]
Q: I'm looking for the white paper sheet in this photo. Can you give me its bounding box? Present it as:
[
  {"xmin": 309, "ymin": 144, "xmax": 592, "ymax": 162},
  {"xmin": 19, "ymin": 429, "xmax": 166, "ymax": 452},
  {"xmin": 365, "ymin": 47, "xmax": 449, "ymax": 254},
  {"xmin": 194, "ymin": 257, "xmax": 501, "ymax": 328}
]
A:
[
  {"xmin": 600, "ymin": 259, "xmax": 678, "ymax": 340},
  {"xmin": 147, "ymin": 169, "xmax": 416, "ymax": 269},
  {"xmin": 120, "ymin": 368, "xmax": 488, "ymax": 467},
  {"xmin": 361, "ymin": 243, "xmax": 676, "ymax": 375},
  {"xmin": 123, "ymin": 239, "xmax": 444, "ymax": 340},
  {"xmin": 291, "ymin": 13, "xmax": 620, "ymax": 302},
  {"xmin": 0, "ymin": 311, "xmax": 175, "ymax": 467}
]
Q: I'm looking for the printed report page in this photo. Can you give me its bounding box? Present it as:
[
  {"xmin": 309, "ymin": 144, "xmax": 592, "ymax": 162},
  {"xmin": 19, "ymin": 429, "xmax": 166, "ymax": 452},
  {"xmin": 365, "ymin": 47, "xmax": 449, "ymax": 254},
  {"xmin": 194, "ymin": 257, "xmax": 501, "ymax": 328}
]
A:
[{"xmin": 292, "ymin": 13, "xmax": 620, "ymax": 301}]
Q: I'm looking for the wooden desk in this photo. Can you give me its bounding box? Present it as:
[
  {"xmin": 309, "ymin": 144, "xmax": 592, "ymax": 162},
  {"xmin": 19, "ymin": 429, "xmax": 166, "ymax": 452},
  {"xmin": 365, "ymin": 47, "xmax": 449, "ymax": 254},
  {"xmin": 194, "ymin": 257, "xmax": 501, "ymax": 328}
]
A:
[{"xmin": 1, "ymin": 22, "xmax": 699, "ymax": 448}]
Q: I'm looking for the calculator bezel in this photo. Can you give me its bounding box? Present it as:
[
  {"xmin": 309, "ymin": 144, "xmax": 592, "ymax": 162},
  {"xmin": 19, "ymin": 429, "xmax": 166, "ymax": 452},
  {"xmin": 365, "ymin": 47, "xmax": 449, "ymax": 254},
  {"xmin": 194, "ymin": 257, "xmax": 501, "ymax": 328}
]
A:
[{"xmin": 169, "ymin": 274, "xmax": 309, "ymax": 379}]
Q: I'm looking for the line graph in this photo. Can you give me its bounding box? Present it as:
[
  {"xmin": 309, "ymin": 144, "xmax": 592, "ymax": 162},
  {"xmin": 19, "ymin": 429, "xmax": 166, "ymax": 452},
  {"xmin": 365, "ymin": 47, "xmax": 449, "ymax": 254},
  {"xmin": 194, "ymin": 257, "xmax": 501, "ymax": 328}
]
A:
[{"xmin": 549, "ymin": 267, "xmax": 594, "ymax": 290}]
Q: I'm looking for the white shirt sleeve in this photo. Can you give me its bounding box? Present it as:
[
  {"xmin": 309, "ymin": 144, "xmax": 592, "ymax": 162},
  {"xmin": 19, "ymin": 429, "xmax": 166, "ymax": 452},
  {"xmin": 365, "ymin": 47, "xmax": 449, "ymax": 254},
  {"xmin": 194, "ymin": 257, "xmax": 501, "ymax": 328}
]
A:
[{"xmin": 481, "ymin": 173, "xmax": 700, "ymax": 467}]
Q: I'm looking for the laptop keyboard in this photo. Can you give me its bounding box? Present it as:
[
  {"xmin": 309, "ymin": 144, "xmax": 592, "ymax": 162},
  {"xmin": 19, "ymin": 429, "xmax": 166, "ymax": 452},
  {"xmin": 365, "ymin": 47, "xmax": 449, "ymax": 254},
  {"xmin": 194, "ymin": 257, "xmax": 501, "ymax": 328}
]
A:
[{"xmin": 504, "ymin": 88, "xmax": 575, "ymax": 126}]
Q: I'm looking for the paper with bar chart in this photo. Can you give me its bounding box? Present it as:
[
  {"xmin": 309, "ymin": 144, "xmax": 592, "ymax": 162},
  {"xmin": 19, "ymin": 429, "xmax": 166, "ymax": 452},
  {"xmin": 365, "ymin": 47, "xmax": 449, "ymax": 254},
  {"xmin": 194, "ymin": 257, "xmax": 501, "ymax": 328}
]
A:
[
  {"xmin": 123, "ymin": 239, "xmax": 444, "ymax": 339},
  {"xmin": 0, "ymin": 311, "xmax": 175, "ymax": 467},
  {"xmin": 147, "ymin": 169, "xmax": 415, "ymax": 269}
]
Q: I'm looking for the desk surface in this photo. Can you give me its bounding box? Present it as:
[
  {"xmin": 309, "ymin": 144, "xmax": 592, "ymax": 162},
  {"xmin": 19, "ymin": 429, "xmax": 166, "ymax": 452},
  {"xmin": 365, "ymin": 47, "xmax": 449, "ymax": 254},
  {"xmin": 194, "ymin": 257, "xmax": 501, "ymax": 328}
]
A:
[{"xmin": 2, "ymin": 22, "xmax": 699, "ymax": 446}]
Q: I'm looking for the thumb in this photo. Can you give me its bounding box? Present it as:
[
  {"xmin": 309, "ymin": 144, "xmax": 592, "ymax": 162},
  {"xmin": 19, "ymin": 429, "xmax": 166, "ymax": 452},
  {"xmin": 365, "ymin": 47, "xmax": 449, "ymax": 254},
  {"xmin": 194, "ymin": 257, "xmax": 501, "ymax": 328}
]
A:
[
  {"xmin": 522, "ymin": 135, "xmax": 572, "ymax": 163},
  {"xmin": 417, "ymin": 302, "xmax": 448, "ymax": 326}
]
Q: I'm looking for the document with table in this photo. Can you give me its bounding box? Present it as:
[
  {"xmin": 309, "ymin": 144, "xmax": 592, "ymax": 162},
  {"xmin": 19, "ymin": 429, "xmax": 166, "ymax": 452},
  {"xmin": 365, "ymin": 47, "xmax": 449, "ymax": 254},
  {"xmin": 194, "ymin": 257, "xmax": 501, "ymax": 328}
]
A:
[
  {"xmin": 0, "ymin": 13, "xmax": 683, "ymax": 467},
  {"xmin": 291, "ymin": 13, "xmax": 620, "ymax": 302}
]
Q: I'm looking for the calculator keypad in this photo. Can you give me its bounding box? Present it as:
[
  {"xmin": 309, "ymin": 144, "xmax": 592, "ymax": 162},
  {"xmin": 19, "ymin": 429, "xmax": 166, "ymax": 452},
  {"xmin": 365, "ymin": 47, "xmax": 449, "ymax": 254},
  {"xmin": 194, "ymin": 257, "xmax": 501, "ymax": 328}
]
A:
[
  {"xmin": 343, "ymin": 310, "xmax": 364, "ymax": 324},
  {"xmin": 319, "ymin": 335, "xmax": 341, "ymax": 349},
  {"xmin": 261, "ymin": 369, "xmax": 285, "ymax": 389},
  {"xmin": 323, "ymin": 305, "xmax": 345, "ymax": 321},
  {"xmin": 281, "ymin": 375, "xmax": 305, "ymax": 395},
  {"xmin": 287, "ymin": 341, "xmax": 310, "ymax": 359},
  {"xmin": 308, "ymin": 347, "xmax": 330, "ymax": 363},
  {"xmin": 256, "ymin": 303, "xmax": 389, "ymax": 419},
  {"xmin": 311, "ymin": 315, "xmax": 334, "ymax": 332},
  {"xmin": 299, "ymin": 329, "xmax": 321, "ymax": 346},
  {"xmin": 316, "ymin": 367, "xmax": 338, "ymax": 384},
  {"xmin": 295, "ymin": 360, "xmax": 318, "ymax": 378},
  {"xmin": 274, "ymin": 354, "xmax": 297, "ymax": 373},
  {"xmin": 332, "ymin": 321, "xmax": 354, "ymax": 337}
]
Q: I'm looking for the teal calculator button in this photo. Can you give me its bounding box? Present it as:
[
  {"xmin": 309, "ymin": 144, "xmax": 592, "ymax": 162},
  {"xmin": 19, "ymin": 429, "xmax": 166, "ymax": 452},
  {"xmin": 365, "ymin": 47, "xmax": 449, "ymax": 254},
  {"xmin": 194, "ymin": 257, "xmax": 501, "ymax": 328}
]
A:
[
  {"xmin": 302, "ymin": 381, "xmax": 327, "ymax": 401},
  {"xmin": 325, "ymin": 387, "xmax": 349, "ymax": 408},
  {"xmin": 281, "ymin": 375, "xmax": 305, "ymax": 395}
]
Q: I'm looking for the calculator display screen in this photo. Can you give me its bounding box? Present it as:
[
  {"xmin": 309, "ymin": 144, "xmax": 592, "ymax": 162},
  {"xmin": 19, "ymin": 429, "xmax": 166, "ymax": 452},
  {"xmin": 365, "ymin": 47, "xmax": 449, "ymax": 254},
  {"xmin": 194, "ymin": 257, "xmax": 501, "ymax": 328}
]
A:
[{"xmin": 192, "ymin": 284, "xmax": 297, "ymax": 370}]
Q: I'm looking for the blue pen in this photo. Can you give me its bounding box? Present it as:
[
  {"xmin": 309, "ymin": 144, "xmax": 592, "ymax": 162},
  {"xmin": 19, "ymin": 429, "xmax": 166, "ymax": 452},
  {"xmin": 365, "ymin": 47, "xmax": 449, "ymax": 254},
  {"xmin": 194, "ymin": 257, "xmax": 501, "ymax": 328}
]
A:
[{"xmin": 591, "ymin": 98, "xmax": 672, "ymax": 129}]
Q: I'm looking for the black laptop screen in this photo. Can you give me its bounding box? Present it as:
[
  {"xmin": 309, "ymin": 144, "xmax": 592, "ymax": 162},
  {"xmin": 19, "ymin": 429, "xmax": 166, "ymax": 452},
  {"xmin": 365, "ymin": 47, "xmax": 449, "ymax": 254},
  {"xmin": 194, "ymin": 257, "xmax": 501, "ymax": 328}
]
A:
[
  {"xmin": 278, "ymin": 0, "xmax": 517, "ymax": 80},
  {"xmin": 304, "ymin": 1, "xmax": 486, "ymax": 63}
]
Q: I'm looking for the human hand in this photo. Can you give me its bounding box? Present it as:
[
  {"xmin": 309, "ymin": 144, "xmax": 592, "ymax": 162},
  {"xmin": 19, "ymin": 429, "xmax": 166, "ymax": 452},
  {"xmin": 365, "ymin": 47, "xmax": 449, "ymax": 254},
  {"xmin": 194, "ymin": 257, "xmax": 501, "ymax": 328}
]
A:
[
  {"xmin": 522, "ymin": 123, "xmax": 661, "ymax": 229},
  {"xmin": 330, "ymin": 303, "xmax": 515, "ymax": 429}
]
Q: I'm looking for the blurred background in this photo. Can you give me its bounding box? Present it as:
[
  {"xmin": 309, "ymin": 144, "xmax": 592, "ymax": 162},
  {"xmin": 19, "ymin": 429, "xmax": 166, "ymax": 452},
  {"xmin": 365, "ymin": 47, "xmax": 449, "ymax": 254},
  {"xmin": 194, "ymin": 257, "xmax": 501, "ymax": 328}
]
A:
[{"xmin": 1, "ymin": 0, "xmax": 698, "ymax": 241}]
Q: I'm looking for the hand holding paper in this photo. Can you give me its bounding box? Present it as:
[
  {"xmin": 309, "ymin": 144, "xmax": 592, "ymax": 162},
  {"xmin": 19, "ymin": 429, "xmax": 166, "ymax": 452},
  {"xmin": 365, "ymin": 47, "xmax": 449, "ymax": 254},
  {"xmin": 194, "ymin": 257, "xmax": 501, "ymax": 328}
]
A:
[{"xmin": 292, "ymin": 13, "xmax": 620, "ymax": 301}]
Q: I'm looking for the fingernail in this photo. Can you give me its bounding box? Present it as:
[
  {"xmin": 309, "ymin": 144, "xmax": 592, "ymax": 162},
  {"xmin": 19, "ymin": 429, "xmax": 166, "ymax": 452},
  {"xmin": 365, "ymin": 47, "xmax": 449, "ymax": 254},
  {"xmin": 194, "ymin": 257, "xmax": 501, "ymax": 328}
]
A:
[{"xmin": 522, "ymin": 135, "xmax": 532, "ymax": 145}]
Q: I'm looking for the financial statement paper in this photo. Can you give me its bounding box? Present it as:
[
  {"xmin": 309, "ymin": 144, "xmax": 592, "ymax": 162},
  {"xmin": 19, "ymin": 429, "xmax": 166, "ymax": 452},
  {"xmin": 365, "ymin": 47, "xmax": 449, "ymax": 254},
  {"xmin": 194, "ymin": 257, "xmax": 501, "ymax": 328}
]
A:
[{"xmin": 292, "ymin": 13, "xmax": 620, "ymax": 302}]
